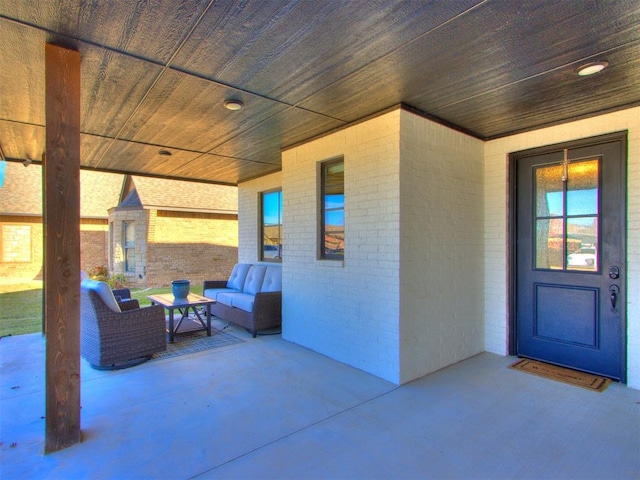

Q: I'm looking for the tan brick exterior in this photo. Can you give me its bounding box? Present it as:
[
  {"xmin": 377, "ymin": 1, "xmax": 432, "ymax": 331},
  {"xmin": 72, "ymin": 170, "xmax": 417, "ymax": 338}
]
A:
[
  {"xmin": 0, "ymin": 163, "xmax": 123, "ymax": 283},
  {"xmin": 0, "ymin": 217, "xmax": 43, "ymax": 280},
  {"xmin": 0, "ymin": 215, "xmax": 109, "ymax": 281},
  {"xmin": 80, "ymin": 219, "xmax": 109, "ymax": 272},
  {"xmin": 147, "ymin": 210, "xmax": 238, "ymax": 287},
  {"xmin": 110, "ymin": 208, "xmax": 238, "ymax": 287},
  {"xmin": 110, "ymin": 208, "xmax": 149, "ymax": 285}
]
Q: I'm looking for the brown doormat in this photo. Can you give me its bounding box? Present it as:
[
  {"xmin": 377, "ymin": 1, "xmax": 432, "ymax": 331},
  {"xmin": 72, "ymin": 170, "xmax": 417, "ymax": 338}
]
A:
[{"xmin": 509, "ymin": 358, "xmax": 612, "ymax": 392}]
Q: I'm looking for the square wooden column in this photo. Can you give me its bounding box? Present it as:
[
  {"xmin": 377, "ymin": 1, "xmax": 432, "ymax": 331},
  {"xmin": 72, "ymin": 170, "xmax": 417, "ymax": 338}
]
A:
[{"xmin": 44, "ymin": 43, "xmax": 82, "ymax": 453}]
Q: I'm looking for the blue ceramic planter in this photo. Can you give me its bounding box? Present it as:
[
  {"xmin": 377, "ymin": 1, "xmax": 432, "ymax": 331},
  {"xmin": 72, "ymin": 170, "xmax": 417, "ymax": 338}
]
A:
[{"xmin": 171, "ymin": 280, "xmax": 190, "ymax": 300}]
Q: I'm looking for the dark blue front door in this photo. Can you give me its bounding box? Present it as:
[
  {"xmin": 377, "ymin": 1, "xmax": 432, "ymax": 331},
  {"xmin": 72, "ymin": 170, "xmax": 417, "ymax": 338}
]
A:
[{"xmin": 514, "ymin": 134, "xmax": 626, "ymax": 381}]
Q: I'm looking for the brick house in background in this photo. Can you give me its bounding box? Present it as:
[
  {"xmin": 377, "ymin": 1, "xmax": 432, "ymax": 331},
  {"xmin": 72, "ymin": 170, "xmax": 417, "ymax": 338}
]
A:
[
  {"xmin": 0, "ymin": 163, "xmax": 239, "ymax": 287},
  {"xmin": 109, "ymin": 175, "xmax": 238, "ymax": 287},
  {"xmin": 0, "ymin": 162, "xmax": 123, "ymax": 281}
]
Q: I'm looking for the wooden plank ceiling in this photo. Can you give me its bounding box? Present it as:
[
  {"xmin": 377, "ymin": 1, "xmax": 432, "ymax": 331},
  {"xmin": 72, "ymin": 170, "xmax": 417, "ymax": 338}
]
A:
[{"xmin": 1, "ymin": 0, "xmax": 639, "ymax": 185}]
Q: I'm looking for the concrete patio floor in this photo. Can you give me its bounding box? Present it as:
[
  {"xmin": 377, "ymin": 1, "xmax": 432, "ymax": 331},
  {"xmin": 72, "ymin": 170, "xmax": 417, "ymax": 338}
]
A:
[{"xmin": 1, "ymin": 319, "xmax": 638, "ymax": 480}]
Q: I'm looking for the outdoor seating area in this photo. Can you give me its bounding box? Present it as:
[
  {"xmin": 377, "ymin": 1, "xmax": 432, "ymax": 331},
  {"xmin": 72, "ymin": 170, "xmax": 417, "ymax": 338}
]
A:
[
  {"xmin": 79, "ymin": 268, "xmax": 282, "ymax": 370},
  {"xmin": 1, "ymin": 324, "xmax": 638, "ymax": 479}
]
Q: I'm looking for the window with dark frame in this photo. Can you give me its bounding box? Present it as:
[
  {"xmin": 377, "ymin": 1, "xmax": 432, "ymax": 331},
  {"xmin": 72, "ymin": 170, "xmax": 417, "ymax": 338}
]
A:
[
  {"xmin": 123, "ymin": 221, "xmax": 135, "ymax": 273},
  {"xmin": 320, "ymin": 159, "xmax": 344, "ymax": 260},
  {"xmin": 261, "ymin": 190, "xmax": 283, "ymax": 262},
  {"xmin": 108, "ymin": 222, "xmax": 114, "ymax": 271}
]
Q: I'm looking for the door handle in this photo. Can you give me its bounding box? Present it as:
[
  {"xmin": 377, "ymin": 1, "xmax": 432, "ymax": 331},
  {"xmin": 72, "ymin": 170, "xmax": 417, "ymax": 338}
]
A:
[{"xmin": 609, "ymin": 285, "xmax": 620, "ymax": 313}]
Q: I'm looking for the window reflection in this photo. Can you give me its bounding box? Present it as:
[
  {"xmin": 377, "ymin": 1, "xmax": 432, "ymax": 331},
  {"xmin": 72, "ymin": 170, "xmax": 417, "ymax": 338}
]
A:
[
  {"xmin": 567, "ymin": 161, "xmax": 598, "ymax": 216},
  {"xmin": 536, "ymin": 219, "xmax": 563, "ymax": 269},
  {"xmin": 321, "ymin": 160, "xmax": 344, "ymax": 260},
  {"xmin": 567, "ymin": 217, "xmax": 598, "ymax": 270},
  {"xmin": 261, "ymin": 190, "xmax": 283, "ymax": 261},
  {"xmin": 534, "ymin": 159, "xmax": 599, "ymax": 272},
  {"xmin": 536, "ymin": 165, "xmax": 563, "ymax": 217},
  {"xmin": 123, "ymin": 221, "xmax": 135, "ymax": 273}
]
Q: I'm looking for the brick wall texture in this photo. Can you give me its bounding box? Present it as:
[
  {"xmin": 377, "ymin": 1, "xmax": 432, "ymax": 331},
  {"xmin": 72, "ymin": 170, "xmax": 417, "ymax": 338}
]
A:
[
  {"xmin": 268, "ymin": 108, "xmax": 485, "ymax": 385},
  {"xmin": 0, "ymin": 216, "xmax": 108, "ymax": 281},
  {"xmin": 0, "ymin": 218, "xmax": 43, "ymax": 280},
  {"xmin": 80, "ymin": 226, "xmax": 108, "ymax": 272},
  {"xmin": 399, "ymin": 109, "xmax": 485, "ymax": 383},
  {"xmin": 147, "ymin": 211, "xmax": 238, "ymax": 286},
  {"xmin": 110, "ymin": 208, "xmax": 238, "ymax": 287}
]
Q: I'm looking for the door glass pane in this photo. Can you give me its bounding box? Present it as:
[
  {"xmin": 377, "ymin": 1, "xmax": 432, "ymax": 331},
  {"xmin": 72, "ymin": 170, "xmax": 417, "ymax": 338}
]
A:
[
  {"xmin": 567, "ymin": 217, "xmax": 598, "ymax": 271},
  {"xmin": 536, "ymin": 164, "xmax": 563, "ymax": 217},
  {"xmin": 536, "ymin": 218, "xmax": 564, "ymax": 269},
  {"xmin": 567, "ymin": 160, "xmax": 599, "ymax": 216},
  {"xmin": 534, "ymin": 157, "xmax": 600, "ymax": 272}
]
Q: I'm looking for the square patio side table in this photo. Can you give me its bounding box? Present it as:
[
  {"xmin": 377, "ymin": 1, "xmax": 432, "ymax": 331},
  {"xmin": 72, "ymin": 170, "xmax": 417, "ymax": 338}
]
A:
[{"xmin": 147, "ymin": 293, "xmax": 215, "ymax": 343}]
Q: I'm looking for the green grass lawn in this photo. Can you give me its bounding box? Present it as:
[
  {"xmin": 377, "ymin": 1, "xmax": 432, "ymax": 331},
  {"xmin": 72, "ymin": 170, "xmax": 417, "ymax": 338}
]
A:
[
  {"xmin": 0, "ymin": 283, "xmax": 203, "ymax": 337},
  {"xmin": 0, "ymin": 282, "xmax": 44, "ymax": 337}
]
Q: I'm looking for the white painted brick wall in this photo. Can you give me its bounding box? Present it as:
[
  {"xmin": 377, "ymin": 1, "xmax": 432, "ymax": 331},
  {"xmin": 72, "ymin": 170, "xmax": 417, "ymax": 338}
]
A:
[
  {"xmin": 275, "ymin": 108, "xmax": 484, "ymax": 384},
  {"xmin": 281, "ymin": 111, "xmax": 402, "ymax": 383},
  {"xmin": 485, "ymin": 106, "xmax": 640, "ymax": 389},
  {"xmin": 399, "ymin": 110, "xmax": 485, "ymax": 383}
]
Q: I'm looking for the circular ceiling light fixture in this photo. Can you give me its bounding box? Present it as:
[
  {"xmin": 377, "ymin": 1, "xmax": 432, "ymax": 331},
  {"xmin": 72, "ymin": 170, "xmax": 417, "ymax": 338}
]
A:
[
  {"xmin": 576, "ymin": 61, "xmax": 609, "ymax": 76},
  {"xmin": 224, "ymin": 99, "xmax": 244, "ymax": 111},
  {"xmin": 158, "ymin": 149, "xmax": 172, "ymax": 157}
]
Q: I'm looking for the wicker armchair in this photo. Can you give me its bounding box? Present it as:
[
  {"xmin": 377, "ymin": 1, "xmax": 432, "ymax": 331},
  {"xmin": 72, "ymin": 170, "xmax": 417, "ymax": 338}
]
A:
[{"xmin": 81, "ymin": 279, "xmax": 166, "ymax": 369}]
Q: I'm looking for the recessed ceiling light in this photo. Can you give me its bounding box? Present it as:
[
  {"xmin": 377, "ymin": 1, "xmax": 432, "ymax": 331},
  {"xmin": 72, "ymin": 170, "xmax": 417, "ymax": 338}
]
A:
[
  {"xmin": 576, "ymin": 61, "xmax": 609, "ymax": 76},
  {"xmin": 224, "ymin": 100, "xmax": 244, "ymax": 111},
  {"xmin": 158, "ymin": 149, "xmax": 172, "ymax": 157}
]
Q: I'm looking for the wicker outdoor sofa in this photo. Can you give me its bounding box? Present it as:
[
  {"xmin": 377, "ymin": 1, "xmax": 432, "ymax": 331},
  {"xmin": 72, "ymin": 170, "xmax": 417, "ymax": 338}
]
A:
[
  {"xmin": 203, "ymin": 263, "xmax": 282, "ymax": 337},
  {"xmin": 80, "ymin": 279, "xmax": 166, "ymax": 369}
]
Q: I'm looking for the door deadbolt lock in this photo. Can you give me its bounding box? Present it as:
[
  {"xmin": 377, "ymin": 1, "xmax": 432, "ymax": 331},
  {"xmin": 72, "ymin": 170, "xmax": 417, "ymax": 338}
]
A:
[{"xmin": 609, "ymin": 265, "xmax": 620, "ymax": 279}]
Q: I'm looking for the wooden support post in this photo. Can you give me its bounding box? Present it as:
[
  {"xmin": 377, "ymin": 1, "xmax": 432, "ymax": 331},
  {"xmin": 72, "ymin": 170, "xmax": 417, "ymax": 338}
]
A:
[{"xmin": 44, "ymin": 43, "xmax": 82, "ymax": 453}]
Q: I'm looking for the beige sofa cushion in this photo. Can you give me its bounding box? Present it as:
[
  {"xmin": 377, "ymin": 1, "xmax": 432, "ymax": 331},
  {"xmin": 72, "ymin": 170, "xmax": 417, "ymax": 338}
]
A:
[
  {"xmin": 227, "ymin": 263, "xmax": 252, "ymax": 291},
  {"xmin": 261, "ymin": 266, "xmax": 282, "ymax": 292},
  {"xmin": 242, "ymin": 265, "xmax": 267, "ymax": 295}
]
